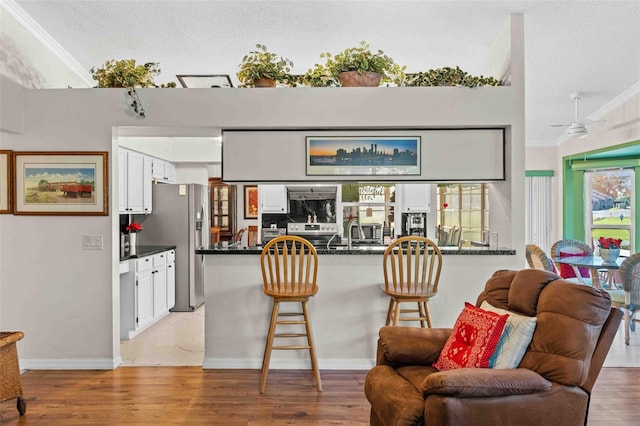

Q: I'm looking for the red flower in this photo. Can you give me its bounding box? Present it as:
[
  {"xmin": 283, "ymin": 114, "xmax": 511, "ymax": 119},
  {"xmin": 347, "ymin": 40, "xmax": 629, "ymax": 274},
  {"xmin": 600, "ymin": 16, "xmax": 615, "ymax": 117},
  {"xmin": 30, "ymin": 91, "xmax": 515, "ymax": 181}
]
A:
[
  {"xmin": 126, "ymin": 222, "xmax": 143, "ymax": 233},
  {"xmin": 597, "ymin": 237, "xmax": 622, "ymax": 249}
]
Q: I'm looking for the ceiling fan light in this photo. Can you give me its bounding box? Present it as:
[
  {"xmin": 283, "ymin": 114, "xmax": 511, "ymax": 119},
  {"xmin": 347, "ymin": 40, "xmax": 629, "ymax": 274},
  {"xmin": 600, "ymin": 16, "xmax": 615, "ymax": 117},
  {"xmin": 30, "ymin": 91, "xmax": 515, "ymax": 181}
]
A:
[{"xmin": 566, "ymin": 122, "xmax": 588, "ymax": 138}]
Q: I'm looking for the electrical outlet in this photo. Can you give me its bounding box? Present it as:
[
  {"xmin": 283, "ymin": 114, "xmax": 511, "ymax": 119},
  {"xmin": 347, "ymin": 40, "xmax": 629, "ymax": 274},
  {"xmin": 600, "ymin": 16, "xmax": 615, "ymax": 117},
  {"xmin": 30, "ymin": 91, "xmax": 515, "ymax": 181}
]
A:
[{"xmin": 82, "ymin": 234, "xmax": 104, "ymax": 250}]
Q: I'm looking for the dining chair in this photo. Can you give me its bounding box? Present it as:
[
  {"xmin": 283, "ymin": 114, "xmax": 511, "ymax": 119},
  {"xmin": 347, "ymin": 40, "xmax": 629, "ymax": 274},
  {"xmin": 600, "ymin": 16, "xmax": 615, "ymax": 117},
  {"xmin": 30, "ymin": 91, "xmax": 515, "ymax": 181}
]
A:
[
  {"xmin": 606, "ymin": 253, "xmax": 640, "ymax": 345},
  {"xmin": 259, "ymin": 236, "xmax": 322, "ymax": 393},
  {"xmin": 550, "ymin": 239, "xmax": 593, "ymax": 285},
  {"xmin": 233, "ymin": 228, "xmax": 246, "ymax": 246},
  {"xmin": 525, "ymin": 244, "xmax": 556, "ymax": 272},
  {"xmin": 0, "ymin": 331, "xmax": 26, "ymax": 416},
  {"xmin": 382, "ymin": 236, "xmax": 443, "ymax": 327}
]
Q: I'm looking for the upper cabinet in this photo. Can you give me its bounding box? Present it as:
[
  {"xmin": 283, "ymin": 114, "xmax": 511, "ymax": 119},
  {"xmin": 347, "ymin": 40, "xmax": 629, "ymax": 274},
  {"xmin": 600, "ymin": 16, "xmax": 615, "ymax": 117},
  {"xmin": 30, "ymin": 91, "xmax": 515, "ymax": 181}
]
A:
[
  {"xmin": 152, "ymin": 158, "xmax": 176, "ymax": 184},
  {"xmin": 397, "ymin": 184, "xmax": 431, "ymax": 213},
  {"xmin": 259, "ymin": 185, "xmax": 288, "ymax": 213},
  {"xmin": 119, "ymin": 149, "xmax": 152, "ymax": 214}
]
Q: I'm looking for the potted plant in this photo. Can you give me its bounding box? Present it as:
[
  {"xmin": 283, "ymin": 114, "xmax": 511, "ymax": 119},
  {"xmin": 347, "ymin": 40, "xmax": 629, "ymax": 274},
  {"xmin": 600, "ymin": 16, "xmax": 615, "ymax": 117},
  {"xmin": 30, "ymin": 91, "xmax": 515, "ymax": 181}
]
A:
[
  {"xmin": 597, "ymin": 236, "xmax": 622, "ymax": 262},
  {"xmin": 90, "ymin": 59, "xmax": 165, "ymax": 88},
  {"xmin": 237, "ymin": 44, "xmax": 295, "ymax": 87},
  {"xmin": 302, "ymin": 41, "xmax": 405, "ymax": 87},
  {"xmin": 404, "ymin": 66, "xmax": 503, "ymax": 87}
]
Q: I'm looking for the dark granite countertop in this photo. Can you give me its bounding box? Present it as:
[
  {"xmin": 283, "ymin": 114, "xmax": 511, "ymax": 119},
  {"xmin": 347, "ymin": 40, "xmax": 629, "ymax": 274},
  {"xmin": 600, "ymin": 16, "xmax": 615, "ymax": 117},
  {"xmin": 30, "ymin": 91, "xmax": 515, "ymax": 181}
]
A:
[
  {"xmin": 196, "ymin": 244, "xmax": 515, "ymax": 256},
  {"xmin": 120, "ymin": 245, "xmax": 176, "ymax": 261}
]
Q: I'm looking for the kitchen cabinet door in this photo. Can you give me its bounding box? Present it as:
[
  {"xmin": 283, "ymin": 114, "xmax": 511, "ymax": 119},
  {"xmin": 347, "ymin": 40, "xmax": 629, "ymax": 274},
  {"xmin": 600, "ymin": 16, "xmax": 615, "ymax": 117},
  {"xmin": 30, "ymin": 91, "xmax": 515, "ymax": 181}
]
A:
[
  {"xmin": 152, "ymin": 266, "xmax": 167, "ymax": 318},
  {"xmin": 259, "ymin": 185, "xmax": 288, "ymax": 213},
  {"xmin": 136, "ymin": 270, "xmax": 154, "ymax": 330},
  {"xmin": 143, "ymin": 156, "xmax": 153, "ymax": 214},
  {"xmin": 118, "ymin": 149, "xmax": 128, "ymax": 212},
  {"xmin": 152, "ymin": 158, "xmax": 165, "ymax": 181},
  {"xmin": 166, "ymin": 258, "xmax": 176, "ymax": 310},
  {"xmin": 164, "ymin": 162, "xmax": 176, "ymax": 183},
  {"xmin": 398, "ymin": 184, "xmax": 431, "ymax": 212},
  {"xmin": 125, "ymin": 151, "xmax": 144, "ymax": 213}
]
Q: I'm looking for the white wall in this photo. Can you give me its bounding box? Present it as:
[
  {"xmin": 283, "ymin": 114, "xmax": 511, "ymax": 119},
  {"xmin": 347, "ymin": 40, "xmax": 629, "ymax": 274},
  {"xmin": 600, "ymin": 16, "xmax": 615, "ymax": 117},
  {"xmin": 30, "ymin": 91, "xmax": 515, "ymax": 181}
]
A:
[{"xmin": 0, "ymin": 15, "xmax": 524, "ymax": 369}]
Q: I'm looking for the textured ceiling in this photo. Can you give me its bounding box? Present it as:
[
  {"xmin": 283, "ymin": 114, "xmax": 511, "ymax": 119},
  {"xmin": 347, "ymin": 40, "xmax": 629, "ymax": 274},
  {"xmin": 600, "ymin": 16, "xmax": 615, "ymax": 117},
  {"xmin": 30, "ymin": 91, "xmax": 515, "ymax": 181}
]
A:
[{"xmin": 12, "ymin": 0, "xmax": 640, "ymax": 146}]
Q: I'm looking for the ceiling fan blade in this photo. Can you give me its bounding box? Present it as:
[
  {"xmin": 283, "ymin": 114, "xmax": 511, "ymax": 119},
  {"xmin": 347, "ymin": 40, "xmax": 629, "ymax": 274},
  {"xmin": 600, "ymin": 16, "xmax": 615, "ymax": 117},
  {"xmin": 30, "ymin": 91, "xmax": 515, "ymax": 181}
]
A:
[{"xmin": 549, "ymin": 123, "xmax": 570, "ymax": 127}]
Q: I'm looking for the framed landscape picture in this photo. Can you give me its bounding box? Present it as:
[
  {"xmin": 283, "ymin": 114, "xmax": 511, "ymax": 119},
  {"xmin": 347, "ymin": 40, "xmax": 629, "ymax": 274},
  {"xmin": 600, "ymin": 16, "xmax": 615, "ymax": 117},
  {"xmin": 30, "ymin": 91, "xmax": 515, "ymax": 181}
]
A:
[
  {"xmin": 0, "ymin": 150, "xmax": 12, "ymax": 214},
  {"xmin": 13, "ymin": 151, "xmax": 108, "ymax": 215},
  {"xmin": 306, "ymin": 136, "xmax": 421, "ymax": 176},
  {"xmin": 244, "ymin": 185, "xmax": 258, "ymax": 219}
]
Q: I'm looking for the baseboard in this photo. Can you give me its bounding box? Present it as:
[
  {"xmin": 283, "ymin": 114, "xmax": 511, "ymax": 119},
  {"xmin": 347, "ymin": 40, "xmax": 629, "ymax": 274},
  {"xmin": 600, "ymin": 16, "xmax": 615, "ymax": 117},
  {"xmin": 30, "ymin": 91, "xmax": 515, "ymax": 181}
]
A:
[
  {"xmin": 20, "ymin": 357, "xmax": 119, "ymax": 370},
  {"xmin": 202, "ymin": 357, "xmax": 374, "ymax": 370}
]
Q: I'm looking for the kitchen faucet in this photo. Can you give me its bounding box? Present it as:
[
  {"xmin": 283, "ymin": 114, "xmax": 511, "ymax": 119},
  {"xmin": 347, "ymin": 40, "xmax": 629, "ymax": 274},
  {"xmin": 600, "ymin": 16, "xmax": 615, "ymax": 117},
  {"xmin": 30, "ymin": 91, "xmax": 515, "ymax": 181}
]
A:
[{"xmin": 347, "ymin": 218, "xmax": 364, "ymax": 250}]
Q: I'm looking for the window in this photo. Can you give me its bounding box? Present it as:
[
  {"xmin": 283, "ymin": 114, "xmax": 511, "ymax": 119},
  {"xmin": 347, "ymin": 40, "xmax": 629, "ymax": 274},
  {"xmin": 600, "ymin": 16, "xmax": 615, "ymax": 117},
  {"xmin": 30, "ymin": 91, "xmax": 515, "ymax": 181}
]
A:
[
  {"xmin": 437, "ymin": 184, "xmax": 489, "ymax": 242},
  {"xmin": 341, "ymin": 184, "xmax": 395, "ymax": 237}
]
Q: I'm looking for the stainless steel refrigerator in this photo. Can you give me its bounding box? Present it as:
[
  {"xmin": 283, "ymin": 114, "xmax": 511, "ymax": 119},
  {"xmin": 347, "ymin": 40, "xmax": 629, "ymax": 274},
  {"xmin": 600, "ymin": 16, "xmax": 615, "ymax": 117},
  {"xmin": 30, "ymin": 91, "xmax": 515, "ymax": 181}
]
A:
[{"xmin": 140, "ymin": 183, "xmax": 209, "ymax": 312}]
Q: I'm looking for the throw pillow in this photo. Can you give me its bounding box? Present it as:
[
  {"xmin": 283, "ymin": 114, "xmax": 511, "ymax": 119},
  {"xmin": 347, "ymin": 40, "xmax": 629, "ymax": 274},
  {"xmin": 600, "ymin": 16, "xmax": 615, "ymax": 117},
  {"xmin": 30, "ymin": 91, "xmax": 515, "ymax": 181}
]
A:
[
  {"xmin": 433, "ymin": 302, "xmax": 508, "ymax": 371},
  {"xmin": 558, "ymin": 251, "xmax": 591, "ymax": 279},
  {"xmin": 480, "ymin": 301, "xmax": 538, "ymax": 369}
]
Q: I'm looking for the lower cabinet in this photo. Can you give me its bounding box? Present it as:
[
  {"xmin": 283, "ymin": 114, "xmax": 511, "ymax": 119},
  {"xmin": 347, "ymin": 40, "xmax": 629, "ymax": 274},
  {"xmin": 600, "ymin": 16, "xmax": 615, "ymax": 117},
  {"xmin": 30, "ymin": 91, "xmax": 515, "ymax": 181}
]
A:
[{"xmin": 120, "ymin": 248, "xmax": 176, "ymax": 340}]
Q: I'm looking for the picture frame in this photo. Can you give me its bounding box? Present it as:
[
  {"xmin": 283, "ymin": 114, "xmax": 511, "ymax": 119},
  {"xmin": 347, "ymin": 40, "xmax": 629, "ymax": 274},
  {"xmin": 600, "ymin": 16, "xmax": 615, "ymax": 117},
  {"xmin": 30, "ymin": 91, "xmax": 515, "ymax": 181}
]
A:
[
  {"xmin": 244, "ymin": 185, "xmax": 258, "ymax": 219},
  {"xmin": 13, "ymin": 151, "xmax": 108, "ymax": 215},
  {"xmin": 306, "ymin": 136, "xmax": 421, "ymax": 176},
  {"xmin": 0, "ymin": 150, "xmax": 13, "ymax": 214}
]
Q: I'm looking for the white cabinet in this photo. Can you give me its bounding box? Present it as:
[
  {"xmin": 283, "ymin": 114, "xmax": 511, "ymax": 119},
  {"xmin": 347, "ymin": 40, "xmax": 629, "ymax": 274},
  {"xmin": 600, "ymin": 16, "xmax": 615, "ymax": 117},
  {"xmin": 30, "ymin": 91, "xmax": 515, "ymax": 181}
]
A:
[
  {"xmin": 166, "ymin": 250, "xmax": 176, "ymax": 310},
  {"xmin": 120, "ymin": 248, "xmax": 176, "ymax": 339},
  {"xmin": 152, "ymin": 158, "xmax": 177, "ymax": 183},
  {"xmin": 398, "ymin": 184, "xmax": 432, "ymax": 212},
  {"xmin": 259, "ymin": 185, "xmax": 288, "ymax": 213},
  {"xmin": 119, "ymin": 149, "xmax": 152, "ymax": 214},
  {"xmin": 152, "ymin": 252, "xmax": 167, "ymax": 317}
]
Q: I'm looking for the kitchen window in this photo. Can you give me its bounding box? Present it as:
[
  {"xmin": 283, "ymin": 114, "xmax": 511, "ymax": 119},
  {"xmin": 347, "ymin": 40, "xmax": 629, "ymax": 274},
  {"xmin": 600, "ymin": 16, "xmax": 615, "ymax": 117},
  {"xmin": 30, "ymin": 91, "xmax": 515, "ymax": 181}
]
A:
[
  {"xmin": 437, "ymin": 184, "xmax": 489, "ymax": 242},
  {"xmin": 341, "ymin": 184, "xmax": 395, "ymax": 237}
]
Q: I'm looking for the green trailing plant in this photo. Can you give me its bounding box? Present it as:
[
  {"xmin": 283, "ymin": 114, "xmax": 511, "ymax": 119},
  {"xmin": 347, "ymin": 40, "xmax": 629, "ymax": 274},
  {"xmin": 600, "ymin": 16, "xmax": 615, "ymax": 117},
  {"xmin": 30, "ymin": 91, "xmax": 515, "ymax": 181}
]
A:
[
  {"xmin": 404, "ymin": 66, "xmax": 504, "ymax": 87},
  {"xmin": 237, "ymin": 44, "xmax": 295, "ymax": 87},
  {"xmin": 90, "ymin": 59, "xmax": 162, "ymax": 88},
  {"xmin": 302, "ymin": 41, "xmax": 405, "ymax": 87}
]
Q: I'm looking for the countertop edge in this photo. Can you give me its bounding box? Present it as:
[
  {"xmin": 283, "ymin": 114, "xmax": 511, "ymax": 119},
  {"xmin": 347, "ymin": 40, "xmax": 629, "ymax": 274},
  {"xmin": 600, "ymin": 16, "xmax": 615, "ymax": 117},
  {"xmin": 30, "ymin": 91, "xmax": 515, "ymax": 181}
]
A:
[
  {"xmin": 120, "ymin": 245, "xmax": 177, "ymax": 261},
  {"xmin": 195, "ymin": 247, "xmax": 516, "ymax": 256}
]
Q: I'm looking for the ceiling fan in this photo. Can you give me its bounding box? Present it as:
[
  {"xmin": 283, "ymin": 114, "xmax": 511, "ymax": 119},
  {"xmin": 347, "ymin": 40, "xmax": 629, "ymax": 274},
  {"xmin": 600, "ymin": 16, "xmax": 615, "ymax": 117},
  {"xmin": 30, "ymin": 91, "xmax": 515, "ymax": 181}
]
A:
[{"xmin": 550, "ymin": 92, "xmax": 604, "ymax": 139}]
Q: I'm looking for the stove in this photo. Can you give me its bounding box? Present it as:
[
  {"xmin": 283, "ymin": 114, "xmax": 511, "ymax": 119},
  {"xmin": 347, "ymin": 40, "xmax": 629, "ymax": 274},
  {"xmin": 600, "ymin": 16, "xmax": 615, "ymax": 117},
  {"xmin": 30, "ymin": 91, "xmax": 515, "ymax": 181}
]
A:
[{"xmin": 287, "ymin": 222, "xmax": 340, "ymax": 247}]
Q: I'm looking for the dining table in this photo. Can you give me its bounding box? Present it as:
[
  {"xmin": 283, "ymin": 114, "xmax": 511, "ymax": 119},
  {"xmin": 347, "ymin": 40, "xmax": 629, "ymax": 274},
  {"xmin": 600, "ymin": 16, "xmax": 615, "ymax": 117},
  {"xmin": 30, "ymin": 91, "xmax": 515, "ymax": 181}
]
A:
[{"xmin": 552, "ymin": 255, "xmax": 624, "ymax": 289}]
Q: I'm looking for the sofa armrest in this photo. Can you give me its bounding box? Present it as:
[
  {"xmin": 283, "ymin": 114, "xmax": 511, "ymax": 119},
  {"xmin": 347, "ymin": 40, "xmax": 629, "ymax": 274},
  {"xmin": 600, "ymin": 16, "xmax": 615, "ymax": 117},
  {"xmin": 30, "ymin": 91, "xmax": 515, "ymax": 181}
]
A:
[
  {"xmin": 377, "ymin": 326, "xmax": 451, "ymax": 367},
  {"xmin": 423, "ymin": 368, "xmax": 552, "ymax": 398}
]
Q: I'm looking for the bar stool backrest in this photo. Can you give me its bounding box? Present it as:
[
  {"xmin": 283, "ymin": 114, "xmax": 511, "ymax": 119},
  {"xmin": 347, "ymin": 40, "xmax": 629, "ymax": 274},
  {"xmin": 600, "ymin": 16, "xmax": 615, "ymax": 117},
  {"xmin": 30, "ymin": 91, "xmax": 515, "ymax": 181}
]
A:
[
  {"xmin": 383, "ymin": 236, "xmax": 442, "ymax": 296},
  {"xmin": 261, "ymin": 235, "xmax": 318, "ymax": 297}
]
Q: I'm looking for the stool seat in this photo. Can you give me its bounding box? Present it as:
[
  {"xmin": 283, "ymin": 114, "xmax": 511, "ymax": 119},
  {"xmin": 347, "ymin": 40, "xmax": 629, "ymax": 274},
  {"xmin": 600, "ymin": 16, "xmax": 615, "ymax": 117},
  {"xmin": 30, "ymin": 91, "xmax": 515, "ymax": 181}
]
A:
[
  {"xmin": 382, "ymin": 236, "xmax": 443, "ymax": 328},
  {"xmin": 260, "ymin": 236, "xmax": 322, "ymax": 394}
]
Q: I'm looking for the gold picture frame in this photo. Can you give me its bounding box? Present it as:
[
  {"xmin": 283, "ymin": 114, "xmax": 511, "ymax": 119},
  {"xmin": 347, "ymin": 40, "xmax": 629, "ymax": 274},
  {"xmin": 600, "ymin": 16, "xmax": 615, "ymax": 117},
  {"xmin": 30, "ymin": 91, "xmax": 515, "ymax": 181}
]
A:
[
  {"xmin": 13, "ymin": 151, "xmax": 108, "ymax": 215},
  {"xmin": 0, "ymin": 150, "xmax": 13, "ymax": 214}
]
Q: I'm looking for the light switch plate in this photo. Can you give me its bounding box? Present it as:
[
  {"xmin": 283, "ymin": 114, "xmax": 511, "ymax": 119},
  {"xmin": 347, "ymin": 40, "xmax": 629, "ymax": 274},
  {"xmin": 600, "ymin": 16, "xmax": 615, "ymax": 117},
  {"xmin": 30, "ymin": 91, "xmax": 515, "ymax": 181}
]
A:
[{"xmin": 82, "ymin": 234, "xmax": 104, "ymax": 250}]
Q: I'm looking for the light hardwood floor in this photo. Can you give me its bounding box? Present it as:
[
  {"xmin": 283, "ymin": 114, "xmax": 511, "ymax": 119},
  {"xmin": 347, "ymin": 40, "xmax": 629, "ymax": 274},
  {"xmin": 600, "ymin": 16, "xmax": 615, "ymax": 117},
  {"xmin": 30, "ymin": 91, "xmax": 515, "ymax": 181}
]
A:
[{"xmin": 0, "ymin": 367, "xmax": 638, "ymax": 425}]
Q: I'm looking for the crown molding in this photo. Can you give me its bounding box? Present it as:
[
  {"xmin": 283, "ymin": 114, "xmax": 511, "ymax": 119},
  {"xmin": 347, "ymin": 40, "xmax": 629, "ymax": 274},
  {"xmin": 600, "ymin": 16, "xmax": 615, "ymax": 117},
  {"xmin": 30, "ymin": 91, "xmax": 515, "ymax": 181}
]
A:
[
  {"xmin": 588, "ymin": 81, "xmax": 640, "ymax": 120},
  {"xmin": 1, "ymin": 0, "xmax": 93, "ymax": 87}
]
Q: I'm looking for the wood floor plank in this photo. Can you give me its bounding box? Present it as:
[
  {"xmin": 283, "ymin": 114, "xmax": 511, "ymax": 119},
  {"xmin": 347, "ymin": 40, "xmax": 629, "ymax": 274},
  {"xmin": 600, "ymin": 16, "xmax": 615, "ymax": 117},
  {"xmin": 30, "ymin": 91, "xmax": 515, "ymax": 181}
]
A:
[{"xmin": 0, "ymin": 367, "xmax": 637, "ymax": 425}]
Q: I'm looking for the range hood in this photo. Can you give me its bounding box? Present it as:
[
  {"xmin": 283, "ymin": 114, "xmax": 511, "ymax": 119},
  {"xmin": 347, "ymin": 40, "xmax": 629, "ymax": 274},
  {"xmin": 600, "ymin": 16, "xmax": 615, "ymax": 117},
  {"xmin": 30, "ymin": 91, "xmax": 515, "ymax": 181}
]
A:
[{"xmin": 287, "ymin": 185, "xmax": 337, "ymax": 200}]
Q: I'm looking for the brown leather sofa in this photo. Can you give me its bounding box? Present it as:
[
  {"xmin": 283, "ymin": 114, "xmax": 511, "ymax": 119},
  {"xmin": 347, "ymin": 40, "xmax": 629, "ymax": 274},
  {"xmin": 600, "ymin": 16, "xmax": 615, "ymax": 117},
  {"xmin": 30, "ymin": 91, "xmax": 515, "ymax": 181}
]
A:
[{"xmin": 365, "ymin": 269, "xmax": 622, "ymax": 426}]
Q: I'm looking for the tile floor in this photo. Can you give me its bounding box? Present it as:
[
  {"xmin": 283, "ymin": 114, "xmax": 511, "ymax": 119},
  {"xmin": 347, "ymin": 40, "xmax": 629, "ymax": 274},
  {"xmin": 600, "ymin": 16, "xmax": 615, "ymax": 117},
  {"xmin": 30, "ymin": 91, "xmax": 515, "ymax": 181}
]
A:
[{"xmin": 119, "ymin": 304, "xmax": 639, "ymax": 367}]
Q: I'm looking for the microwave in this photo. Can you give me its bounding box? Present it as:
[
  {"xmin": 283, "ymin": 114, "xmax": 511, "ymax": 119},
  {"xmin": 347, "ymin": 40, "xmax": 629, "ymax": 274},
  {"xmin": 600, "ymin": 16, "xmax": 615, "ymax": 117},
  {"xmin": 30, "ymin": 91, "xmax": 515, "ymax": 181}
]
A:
[{"xmin": 351, "ymin": 223, "xmax": 383, "ymax": 243}]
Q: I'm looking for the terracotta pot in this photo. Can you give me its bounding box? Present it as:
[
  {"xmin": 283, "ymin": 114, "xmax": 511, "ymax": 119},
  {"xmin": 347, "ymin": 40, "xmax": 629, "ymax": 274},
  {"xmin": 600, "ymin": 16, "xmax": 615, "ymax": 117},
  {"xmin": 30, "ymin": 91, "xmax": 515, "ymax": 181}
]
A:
[
  {"xmin": 337, "ymin": 71, "xmax": 382, "ymax": 87},
  {"xmin": 253, "ymin": 78, "xmax": 276, "ymax": 88}
]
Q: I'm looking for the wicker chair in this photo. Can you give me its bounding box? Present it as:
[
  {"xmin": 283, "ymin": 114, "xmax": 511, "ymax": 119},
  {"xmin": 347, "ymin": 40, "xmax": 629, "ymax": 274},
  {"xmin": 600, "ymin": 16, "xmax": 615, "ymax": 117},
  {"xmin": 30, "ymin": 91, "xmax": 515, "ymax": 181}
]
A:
[
  {"xmin": 0, "ymin": 331, "xmax": 26, "ymax": 416},
  {"xmin": 606, "ymin": 253, "xmax": 640, "ymax": 345},
  {"xmin": 550, "ymin": 239, "xmax": 593, "ymax": 285},
  {"xmin": 525, "ymin": 244, "xmax": 556, "ymax": 272}
]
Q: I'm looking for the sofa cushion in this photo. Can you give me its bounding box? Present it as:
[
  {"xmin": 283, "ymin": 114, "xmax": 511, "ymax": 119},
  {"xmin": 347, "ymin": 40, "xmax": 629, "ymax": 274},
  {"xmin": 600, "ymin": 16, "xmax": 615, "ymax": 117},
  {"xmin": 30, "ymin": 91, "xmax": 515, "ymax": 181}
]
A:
[
  {"xmin": 507, "ymin": 269, "xmax": 558, "ymax": 316},
  {"xmin": 423, "ymin": 368, "xmax": 552, "ymax": 397},
  {"xmin": 481, "ymin": 301, "xmax": 537, "ymax": 369},
  {"xmin": 433, "ymin": 303, "xmax": 508, "ymax": 371}
]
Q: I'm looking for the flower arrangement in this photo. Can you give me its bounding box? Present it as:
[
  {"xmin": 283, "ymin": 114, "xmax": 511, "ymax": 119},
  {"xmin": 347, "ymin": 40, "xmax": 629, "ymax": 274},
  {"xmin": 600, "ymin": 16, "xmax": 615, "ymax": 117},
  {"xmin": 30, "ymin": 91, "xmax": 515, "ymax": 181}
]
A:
[
  {"xmin": 597, "ymin": 237, "xmax": 622, "ymax": 249},
  {"xmin": 126, "ymin": 222, "xmax": 143, "ymax": 233}
]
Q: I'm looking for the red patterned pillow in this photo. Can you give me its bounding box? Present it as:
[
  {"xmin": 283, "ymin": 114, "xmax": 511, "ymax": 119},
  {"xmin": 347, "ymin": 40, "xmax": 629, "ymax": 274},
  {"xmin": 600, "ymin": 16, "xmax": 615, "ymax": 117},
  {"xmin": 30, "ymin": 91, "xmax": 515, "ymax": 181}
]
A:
[{"xmin": 433, "ymin": 302, "xmax": 508, "ymax": 371}]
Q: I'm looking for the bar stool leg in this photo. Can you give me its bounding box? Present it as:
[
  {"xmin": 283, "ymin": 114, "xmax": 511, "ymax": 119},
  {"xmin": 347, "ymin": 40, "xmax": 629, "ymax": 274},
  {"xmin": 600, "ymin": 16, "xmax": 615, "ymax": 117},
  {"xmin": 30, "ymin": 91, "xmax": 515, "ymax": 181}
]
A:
[
  {"xmin": 417, "ymin": 302, "xmax": 427, "ymax": 328},
  {"xmin": 423, "ymin": 301, "xmax": 433, "ymax": 328},
  {"xmin": 260, "ymin": 300, "xmax": 280, "ymax": 394},
  {"xmin": 385, "ymin": 299, "xmax": 395, "ymax": 326},
  {"xmin": 302, "ymin": 301, "xmax": 322, "ymax": 392},
  {"xmin": 393, "ymin": 300, "xmax": 402, "ymax": 325}
]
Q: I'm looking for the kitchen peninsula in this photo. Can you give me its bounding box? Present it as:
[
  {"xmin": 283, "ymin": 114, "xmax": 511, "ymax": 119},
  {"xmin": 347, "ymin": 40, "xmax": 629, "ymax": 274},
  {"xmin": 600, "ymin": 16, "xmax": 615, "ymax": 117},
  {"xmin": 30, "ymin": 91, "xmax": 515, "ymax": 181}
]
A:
[{"xmin": 197, "ymin": 244, "xmax": 516, "ymax": 369}]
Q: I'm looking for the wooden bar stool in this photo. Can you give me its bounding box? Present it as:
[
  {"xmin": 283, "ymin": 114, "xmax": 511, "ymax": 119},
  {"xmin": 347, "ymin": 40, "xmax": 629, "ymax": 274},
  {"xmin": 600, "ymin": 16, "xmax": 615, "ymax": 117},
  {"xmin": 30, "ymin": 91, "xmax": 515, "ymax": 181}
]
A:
[
  {"xmin": 259, "ymin": 236, "xmax": 322, "ymax": 394},
  {"xmin": 383, "ymin": 236, "xmax": 443, "ymax": 327}
]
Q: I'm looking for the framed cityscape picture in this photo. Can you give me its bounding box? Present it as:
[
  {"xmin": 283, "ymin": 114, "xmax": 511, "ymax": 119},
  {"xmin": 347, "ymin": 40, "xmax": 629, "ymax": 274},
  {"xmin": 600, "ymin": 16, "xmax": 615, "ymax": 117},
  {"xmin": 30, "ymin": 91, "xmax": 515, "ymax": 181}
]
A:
[
  {"xmin": 0, "ymin": 150, "xmax": 12, "ymax": 214},
  {"xmin": 306, "ymin": 136, "xmax": 421, "ymax": 176},
  {"xmin": 13, "ymin": 151, "xmax": 108, "ymax": 215}
]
